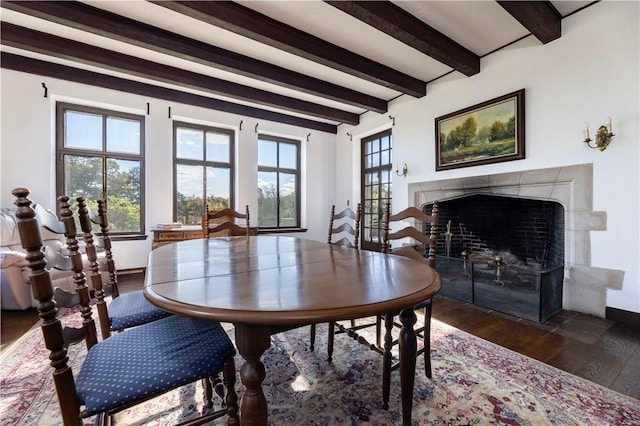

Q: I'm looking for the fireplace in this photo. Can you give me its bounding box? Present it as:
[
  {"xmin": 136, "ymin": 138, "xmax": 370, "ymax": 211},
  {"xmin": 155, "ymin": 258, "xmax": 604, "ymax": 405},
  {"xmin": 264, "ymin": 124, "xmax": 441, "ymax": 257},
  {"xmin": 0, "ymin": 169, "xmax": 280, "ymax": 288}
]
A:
[
  {"xmin": 408, "ymin": 164, "xmax": 624, "ymax": 319},
  {"xmin": 424, "ymin": 194, "xmax": 565, "ymax": 322}
]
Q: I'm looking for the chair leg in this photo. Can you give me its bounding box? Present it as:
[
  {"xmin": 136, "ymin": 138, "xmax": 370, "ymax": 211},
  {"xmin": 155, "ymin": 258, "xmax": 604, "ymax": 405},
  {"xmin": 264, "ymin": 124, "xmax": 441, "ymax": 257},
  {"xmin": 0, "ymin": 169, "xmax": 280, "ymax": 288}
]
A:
[
  {"xmin": 424, "ymin": 301, "xmax": 433, "ymax": 379},
  {"xmin": 202, "ymin": 377, "xmax": 214, "ymax": 408},
  {"xmin": 310, "ymin": 323, "xmax": 316, "ymax": 350},
  {"xmin": 223, "ymin": 356, "xmax": 239, "ymax": 424},
  {"xmin": 382, "ymin": 313, "xmax": 394, "ymax": 410},
  {"xmin": 376, "ymin": 315, "xmax": 382, "ymax": 348},
  {"xmin": 327, "ymin": 321, "xmax": 335, "ymax": 363}
]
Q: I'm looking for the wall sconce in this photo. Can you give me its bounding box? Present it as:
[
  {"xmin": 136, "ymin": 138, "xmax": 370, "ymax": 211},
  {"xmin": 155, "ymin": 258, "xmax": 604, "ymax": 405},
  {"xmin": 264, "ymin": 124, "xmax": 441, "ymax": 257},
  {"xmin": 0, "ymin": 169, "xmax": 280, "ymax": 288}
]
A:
[
  {"xmin": 395, "ymin": 163, "xmax": 408, "ymax": 178},
  {"xmin": 584, "ymin": 118, "xmax": 614, "ymax": 151}
]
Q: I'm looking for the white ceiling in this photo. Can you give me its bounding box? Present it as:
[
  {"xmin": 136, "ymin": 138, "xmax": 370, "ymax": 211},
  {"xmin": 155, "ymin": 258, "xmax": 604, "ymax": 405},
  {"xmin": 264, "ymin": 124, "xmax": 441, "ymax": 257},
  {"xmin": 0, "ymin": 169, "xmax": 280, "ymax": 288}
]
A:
[{"xmin": 0, "ymin": 1, "xmax": 595, "ymax": 130}]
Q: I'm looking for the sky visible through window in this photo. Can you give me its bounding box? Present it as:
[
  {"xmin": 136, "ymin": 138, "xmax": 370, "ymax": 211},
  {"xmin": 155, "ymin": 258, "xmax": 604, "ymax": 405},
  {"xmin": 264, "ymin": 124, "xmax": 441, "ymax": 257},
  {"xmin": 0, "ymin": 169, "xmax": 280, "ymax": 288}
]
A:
[
  {"xmin": 176, "ymin": 128, "xmax": 230, "ymax": 199},
  {"xmin": 257, "ymin": 139, "xmax": 296, "ymax": 195}
]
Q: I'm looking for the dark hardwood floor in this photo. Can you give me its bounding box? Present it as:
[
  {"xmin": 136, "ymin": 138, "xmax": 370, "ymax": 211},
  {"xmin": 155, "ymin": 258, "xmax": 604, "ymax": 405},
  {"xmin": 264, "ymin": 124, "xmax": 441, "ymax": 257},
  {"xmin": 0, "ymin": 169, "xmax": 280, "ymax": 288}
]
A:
[{"xmin": 2, "ymin": 273, "xmax": 639, "ymax": 400}]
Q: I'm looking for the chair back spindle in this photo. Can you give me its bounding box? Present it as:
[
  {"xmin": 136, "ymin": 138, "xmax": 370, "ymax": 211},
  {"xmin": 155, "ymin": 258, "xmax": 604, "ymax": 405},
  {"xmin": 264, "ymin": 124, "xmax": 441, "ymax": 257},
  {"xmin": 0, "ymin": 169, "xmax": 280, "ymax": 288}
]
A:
[
  {"xmin": 58, "ymin": 196, "xmax": 99, "ymax": 349},
  {"xmin": 91, "ymin": 199, "xmax": 119, "ymax": 298},
  {"xmin": 78, "ymin": 197, "xmax": 111, "ymax": 339}
]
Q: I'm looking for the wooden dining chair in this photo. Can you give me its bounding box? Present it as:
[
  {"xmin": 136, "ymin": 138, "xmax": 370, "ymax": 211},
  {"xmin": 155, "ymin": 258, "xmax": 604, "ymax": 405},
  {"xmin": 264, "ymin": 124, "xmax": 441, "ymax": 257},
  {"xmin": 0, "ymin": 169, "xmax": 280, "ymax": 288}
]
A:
[
  {"xmin": 326, "ymin": 204, "xmax": 361, "ymax": 248},
  {"xmin": 379, "ymin": 200, "xmax": 439, "ymax": 409},
  {"xmin": 310, "ymin": 204, "xmax": 377, "ymax": 362},
  {"xmin": 204, "ymin": 204, "xmax": 252, "ymax": 236},
  {"xmin": 83, "ymin": 199, "xmax": 172, "ymax": 338},
  {"xmin": 12, "ymin": 188, "xmax": 239, "ymax": 425}
]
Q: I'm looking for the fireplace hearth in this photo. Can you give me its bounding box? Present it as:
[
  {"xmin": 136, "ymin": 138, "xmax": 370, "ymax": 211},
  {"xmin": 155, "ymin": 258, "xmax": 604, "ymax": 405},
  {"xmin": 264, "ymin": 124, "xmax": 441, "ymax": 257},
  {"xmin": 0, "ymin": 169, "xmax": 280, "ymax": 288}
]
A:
[{"xmin": 408, "ymin": 164, "xmax": 624, "ymax": 319}]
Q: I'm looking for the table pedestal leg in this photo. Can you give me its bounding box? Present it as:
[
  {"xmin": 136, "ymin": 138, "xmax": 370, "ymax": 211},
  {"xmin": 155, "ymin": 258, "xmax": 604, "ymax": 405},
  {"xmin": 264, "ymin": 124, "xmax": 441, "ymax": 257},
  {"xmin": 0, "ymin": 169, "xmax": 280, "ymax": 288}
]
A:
[
  {"xmin": 234, "ymin": 324, "xmax": 271, "ymax": 426},
  {"xmin": 399, "ymin": 308, "xmax": 417, "ymax": 426}
]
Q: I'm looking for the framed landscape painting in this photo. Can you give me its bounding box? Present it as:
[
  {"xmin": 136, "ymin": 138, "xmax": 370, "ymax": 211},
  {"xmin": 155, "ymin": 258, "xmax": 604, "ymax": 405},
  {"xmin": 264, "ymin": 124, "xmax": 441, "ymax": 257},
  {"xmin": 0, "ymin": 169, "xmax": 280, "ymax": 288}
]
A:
[{"xmin": 435, "ymin": 89, "xmax": 525, "ymax": 171}]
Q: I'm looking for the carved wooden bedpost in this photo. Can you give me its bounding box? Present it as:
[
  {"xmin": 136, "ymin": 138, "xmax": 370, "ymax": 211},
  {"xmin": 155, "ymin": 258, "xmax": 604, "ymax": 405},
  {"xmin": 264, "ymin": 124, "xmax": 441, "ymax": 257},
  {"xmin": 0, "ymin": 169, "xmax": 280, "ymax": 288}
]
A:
[{"xmin": 12, "ymin": 188, "xmax": 82, "ymax": 425}]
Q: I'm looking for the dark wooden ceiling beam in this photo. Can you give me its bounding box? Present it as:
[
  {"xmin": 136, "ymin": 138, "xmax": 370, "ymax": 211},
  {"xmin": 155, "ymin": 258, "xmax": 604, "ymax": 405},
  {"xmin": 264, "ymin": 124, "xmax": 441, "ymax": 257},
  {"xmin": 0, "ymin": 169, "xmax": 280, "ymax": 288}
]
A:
[
  {"xmin": 152, "ymin": 1, "xmax": 427, "ymax": 98},
  {"xmin": 325, "ymin": 1, "xmax": 480, "ymax": 77},
  {"xmin": 497, "ymin": 1, "xmax": 561, "ymax": 44},
  {"xmin": 0, "ymin": 0, "xmax": 387, "ymax": 113},
  {"xmin": 1, "ymin": 22, "xmax": 358, "ymax": 125},
  {"xmin": 1, "ymin": 52, "xmax": 337, "ymax": 134}
]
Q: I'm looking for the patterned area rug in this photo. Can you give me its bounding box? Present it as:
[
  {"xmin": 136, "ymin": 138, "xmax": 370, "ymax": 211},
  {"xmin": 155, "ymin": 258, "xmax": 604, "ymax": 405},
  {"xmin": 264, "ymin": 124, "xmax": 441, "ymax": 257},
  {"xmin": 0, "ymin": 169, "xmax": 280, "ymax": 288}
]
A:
[{"xmin": 2, "ymin": 308, "xmax": 639, "ymax": 426}]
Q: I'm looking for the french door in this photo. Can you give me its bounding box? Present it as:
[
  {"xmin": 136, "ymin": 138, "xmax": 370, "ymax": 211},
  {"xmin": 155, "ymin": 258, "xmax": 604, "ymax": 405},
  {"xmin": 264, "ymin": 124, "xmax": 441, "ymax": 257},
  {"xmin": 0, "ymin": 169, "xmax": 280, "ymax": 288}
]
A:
[{"xmin": 360, "ymin": 129, "xmax": 392, "ymax": 252}]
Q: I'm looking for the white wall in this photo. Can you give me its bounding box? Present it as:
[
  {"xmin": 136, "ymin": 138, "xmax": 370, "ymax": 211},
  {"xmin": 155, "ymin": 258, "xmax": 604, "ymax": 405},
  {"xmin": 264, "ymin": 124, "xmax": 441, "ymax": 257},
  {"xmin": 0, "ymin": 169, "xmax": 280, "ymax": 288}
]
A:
[
  {"xmin": 338, "ymin": 1, "xmax": 640, "ymax": 314},
  {"xmin": 1, "ymin": 72, "xmax": 336, "ymax": 269}
]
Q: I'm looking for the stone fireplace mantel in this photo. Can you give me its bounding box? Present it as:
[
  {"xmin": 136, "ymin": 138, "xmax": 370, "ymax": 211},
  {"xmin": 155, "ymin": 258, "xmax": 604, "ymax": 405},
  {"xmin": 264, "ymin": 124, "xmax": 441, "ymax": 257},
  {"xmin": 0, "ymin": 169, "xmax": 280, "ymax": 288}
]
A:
[{"xmin": 408, "ymin": 164, "xmax": 624, "ymax": 318}]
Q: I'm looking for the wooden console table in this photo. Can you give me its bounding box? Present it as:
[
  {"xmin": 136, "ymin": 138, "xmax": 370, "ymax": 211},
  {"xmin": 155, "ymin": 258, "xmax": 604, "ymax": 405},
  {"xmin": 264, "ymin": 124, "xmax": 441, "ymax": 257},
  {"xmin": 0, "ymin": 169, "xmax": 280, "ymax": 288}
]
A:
[
  {"xmin": 150, "ymin": 225, "xmax": 203, "ymax": 250},
  {"xmin": 151, "ymin": 224, "xmax": 257, "ymax": 249}
]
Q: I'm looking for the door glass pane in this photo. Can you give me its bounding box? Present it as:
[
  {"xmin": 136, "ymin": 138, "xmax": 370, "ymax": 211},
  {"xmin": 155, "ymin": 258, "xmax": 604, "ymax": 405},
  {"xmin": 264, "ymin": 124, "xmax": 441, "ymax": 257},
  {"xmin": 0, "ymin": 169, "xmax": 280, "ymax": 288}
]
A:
[
  {"xmin": 365, "ymin": 140, "xmax": 372, "ymax": 155},
  {"xmin": 382, "ymin": 169, "xmax": 391, "ymax": 184},
  {"xmin": 107, "ymin": 117, "xmax": 140, "ymax": 154},
  {"xmin": 365, "ymin": 153, "xmax": 373, "ymax": 169},
  {"xmin": 364, "ymin": 172, "xmax": 374, "ymax": 186},
  {"xmin": 106, "ymin": 159, "xmax": 141, "ymax": 232},
  {"xmin": 176, "ymin": 127, "xmax": 204, "ymax": 160},
  {"xmin": 279, "ymin": 172, "xmax": 296, "ymax": 227},
  {"xmin": 258, "ymin": 171, "xmax": 277, "ymax": 227},
  {"xmin": 258, "ymin": 139, "xmax": 277, "ymax": 167},
  {"xmin": 206, "ymin": 131, "xmax": 230, "ymax": 163},
  {"xmin": 372, "ymin": 152, "xmax": 380, "ymax": 167},
  {"xmin": 206, "ymin": 166, "xmax": 230, "ymax": 211},
  {"xmin": 279, "ymin": 143, "xmax": 297, "ymax": 169},
  {"xmin": 381, "ymin": 135, "xmax": 390, "ymax": 151},
  {"xmin": 381, "ymin": 183, "xmax": 389, "ymax": 200},
  {"xmin": 381, "ymin": 149, "xmax": 390, "ymax": 167},
  {"xmin": 176, "ymin": 164, "xmax": 203, "ymax": 225},
  {"xmin": 364, "ymin": 185, "xmax": 372, "ymax": 200},
  {"xmin": 371, "ymin": 138, "xmax": 380, "ymax": 153},
  {"xmin": 65, "ymin": 111, "xmax": 102, "ymax": 150}
]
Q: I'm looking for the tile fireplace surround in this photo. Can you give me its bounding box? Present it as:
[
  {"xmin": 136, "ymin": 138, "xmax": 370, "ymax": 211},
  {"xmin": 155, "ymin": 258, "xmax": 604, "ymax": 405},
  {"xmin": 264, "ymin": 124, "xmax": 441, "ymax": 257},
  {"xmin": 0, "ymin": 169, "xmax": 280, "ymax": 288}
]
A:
[{"xmin": 408, "ymin": 163, "xmax": 624, "ymax": 318}]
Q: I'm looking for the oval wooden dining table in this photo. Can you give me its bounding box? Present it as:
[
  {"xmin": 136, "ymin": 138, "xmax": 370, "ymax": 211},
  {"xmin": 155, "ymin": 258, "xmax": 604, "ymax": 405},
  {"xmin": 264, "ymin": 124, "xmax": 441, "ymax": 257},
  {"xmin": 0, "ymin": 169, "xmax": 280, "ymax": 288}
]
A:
[{"xmin": 144, "ymin": 235, "xmax": 441, "ymax": 426}]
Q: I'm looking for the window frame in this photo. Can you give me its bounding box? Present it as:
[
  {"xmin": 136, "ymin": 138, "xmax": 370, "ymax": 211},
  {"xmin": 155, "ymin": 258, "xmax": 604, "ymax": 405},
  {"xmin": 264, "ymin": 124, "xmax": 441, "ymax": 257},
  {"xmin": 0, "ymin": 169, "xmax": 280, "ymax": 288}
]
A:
[
  {"xmin": 55, "ymin": 102, "xmax": 146, "ymax": 238},
  {"xmin": 257, "ymin": 134, "xmax": 301, "ymax": 230},
  {"xmin": 173, "ymin": 121, "xmax": 235, "ymax": 223}
]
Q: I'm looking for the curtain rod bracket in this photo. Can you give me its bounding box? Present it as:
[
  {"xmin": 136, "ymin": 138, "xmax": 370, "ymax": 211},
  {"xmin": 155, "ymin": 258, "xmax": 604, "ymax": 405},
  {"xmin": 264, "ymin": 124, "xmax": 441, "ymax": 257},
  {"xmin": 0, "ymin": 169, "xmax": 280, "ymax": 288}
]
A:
[{"xmin": 41, "ymin": 82, "xmax": 48, "ymax": 98}]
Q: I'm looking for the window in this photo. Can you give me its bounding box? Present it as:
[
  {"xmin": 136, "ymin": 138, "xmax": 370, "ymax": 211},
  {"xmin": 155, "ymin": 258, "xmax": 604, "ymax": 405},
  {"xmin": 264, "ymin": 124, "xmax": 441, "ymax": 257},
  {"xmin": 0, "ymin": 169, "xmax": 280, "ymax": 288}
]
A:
[
  {"xmin": 174, "ymin": 122, "xmax": 234, "ymax": 225},
  {"xmin": 56, "ymin": 102, "xmax": 144, "ymax": 235},
  {"xmin": 257, "ymin": 135, "xmax": 300, "ymax": 228},
  {"xmin": 360, "ymin": 129, "xmax": 392, "ymax": 251}
]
